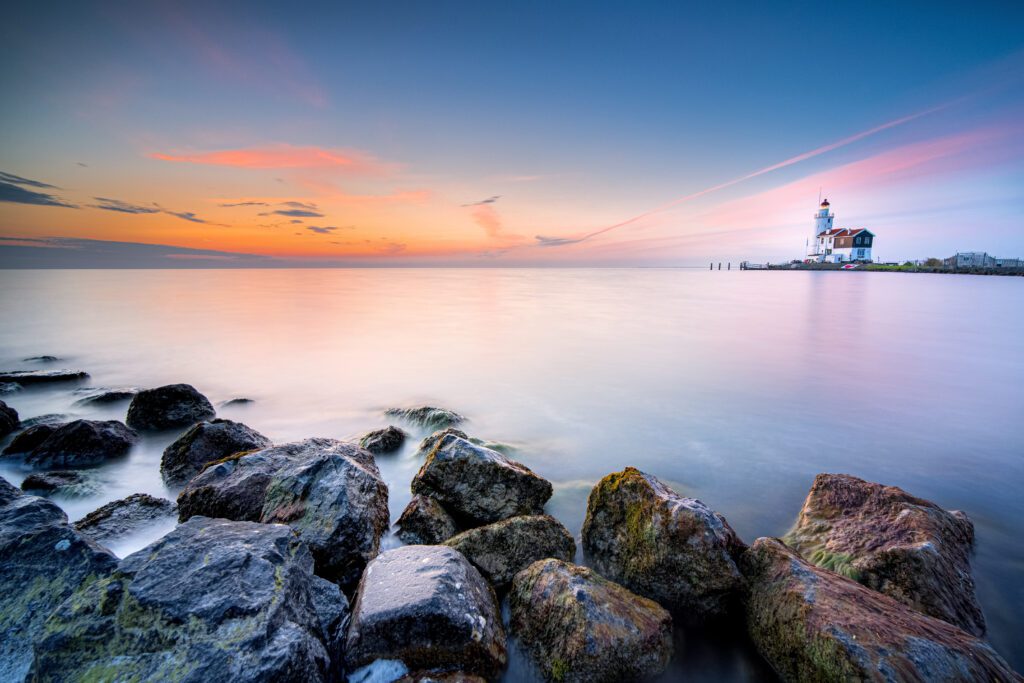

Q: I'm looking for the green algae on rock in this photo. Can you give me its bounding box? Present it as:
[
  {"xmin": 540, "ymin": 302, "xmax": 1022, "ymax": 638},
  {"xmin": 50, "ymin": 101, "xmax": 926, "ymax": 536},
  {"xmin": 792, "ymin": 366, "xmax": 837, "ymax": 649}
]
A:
[
  {"xmin": 581, "ymin": 467, "xmax": 745, "ymax": 618},
  {"xmin": 509, "ymin": 558, "xmax": 673, "ymax": 683},
  {"xmin": 160, "ymin": 418, "xmax": 271, "ymax": 486},
  {"xmin": 741, "ymin": 537, "xmax": 1021, "ymax": 682},
  {"xmin": 385, "ymin": 405, "xmax": 465, "ymax": 430},
  {"xmin": 444, "ymin": 514, "xmax": 575, "ymax": 590},
  {"xmin": 783, "ymin": 472, "xmax": 986, "ymax": 636}
]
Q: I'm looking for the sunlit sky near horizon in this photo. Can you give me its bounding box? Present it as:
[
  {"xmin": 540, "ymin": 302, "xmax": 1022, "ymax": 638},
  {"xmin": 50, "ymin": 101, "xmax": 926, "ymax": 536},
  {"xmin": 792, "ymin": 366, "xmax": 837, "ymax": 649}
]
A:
[{"xmin": 2, "ymin": 1, "xmax": 1024, "ymax": 266}]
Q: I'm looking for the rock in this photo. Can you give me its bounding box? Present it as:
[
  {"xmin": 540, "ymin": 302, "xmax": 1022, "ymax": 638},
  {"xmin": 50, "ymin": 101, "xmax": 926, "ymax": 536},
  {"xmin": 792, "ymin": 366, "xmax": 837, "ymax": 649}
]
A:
[
  {"xmin": 32, "ymin": 516, "xmax": 341, "ymax": 682},
  {"xmin": 125, "ymin": 383, "xmax": 215, "ymax": 431},
  {"xmin": 20, "ymin": 470, "xmax": 99, "ymax": 496},
  {"xmin": 19, "ymin": 413, "xmax": 67, "ymax": 428},
  {"xmin": 581, "ymin": 467, "xmax": 745, "ymax": 618},
  {"xmin": 72, "ymin": 386, "xmax": 138, "ymax": 406},
  {"xmin": 411, "ymin": 435, "xmax": 552, "ymax": 526},
  {"xmin": 23, "ymin": 355, "xmax": 60, "ymax": 363},
  {"xmin": 418, "ymin": 427, "xmax": 468, "ymax": 455},
  {"xmin": 346, "ymin": 545, "xmax": 506, "ymax": 679},
  {"xmin": 0, "ymin": 477, "xmax": 117, "ymax": 682},
  {"xmin": 160, "ymin": 418, "xmax": 271, "ymax": 486},
  {"xmin": 783, "ymin": 473, "xmax": 986, "ymax": 637},
  {"xmin": 179, "ymin": 438, "xmax": 389, "ymax": 587},
  {"xmin": 386, "ymin": 406, "xmax": 465, "ymax": 430},
  {"xmin": 1, "ymin": 399, "xmax": 20, "ymax": 438},
  {"xmin": 741, "ymin": 537, "xmax": 1021, "ymax": 682},
  {"xmin": 309, "ymin": 574, "xmax": 351, "ymax": 669},
  {"xmin": 396, "ymin": 494, "xmax": 458, "ymax": 545},
  {"xmin": 444, "ymin": 515, "xmax": 575, "ymax": 590},
  {"xmin": 74, "ymin": 493, "xmax": 178, "ymax": 544},
  {"xmin": 510, "ymin": 559, "xmax": 673, "ymax": 683},
  {"xmin": 2, "ymin": 423, "xmax": 60, "ymax": 456},
  {"xmin": 221, "ymin": 397, "xmax": 254, "ymax": 407},
  {"xmin": 0, "ymin": 382, "xmax": 20, "ymax": 395},
  {"xmin": 0, "ymin": 369, "xmax": 88, "ymax": 385},
  {"xmin": 360, "ymin": 425, "xmax": 407, "ymax": 454},
  {"xmin": 22, "ymin": 419, "xmax": 137, "ymax": 468}
]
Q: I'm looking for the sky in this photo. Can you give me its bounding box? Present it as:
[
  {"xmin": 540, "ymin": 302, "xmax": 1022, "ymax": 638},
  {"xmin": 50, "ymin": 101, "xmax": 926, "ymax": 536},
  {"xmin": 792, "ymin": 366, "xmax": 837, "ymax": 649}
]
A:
[{"xmin": 2, "ymin": 0, "xmax": 1023, "ymax": 267}]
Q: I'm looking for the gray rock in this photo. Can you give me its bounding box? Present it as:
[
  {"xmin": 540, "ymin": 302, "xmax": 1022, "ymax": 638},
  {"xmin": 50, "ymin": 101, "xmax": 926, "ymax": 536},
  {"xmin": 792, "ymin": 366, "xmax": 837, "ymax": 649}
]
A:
[
  {"xmin": 411, "ymin": 435, "xmax": 552, "ymax": 526},
  {"xmin": 220, "ymin": 397, "xmax": 254, "ymax": 407},
  {"xmin": 346, "ymin": 545, "xmax": 507, "ymax": 679},
  {"xmin": 125, "ymin": 383, "xmax": 215, "ymax": 431},
  {"xmin": 74, "ymin": 493, "xmax": 178, "ymax": 544},
  {"xmin": 742, "ymin": 537, "xmax": 1021, "ymax": 682},
  {"xmin": 418, "ymin": 428, "xmax": 468, "ymax": 455},
  {"xmin": 32, "ymin": 516, "xmax": 340, "ymax": 682},
  {"xmin": 160, "ymin": 418, "xmax": 271, "ymax": 486},
  {"xmin": 0, "ymin": 369, "xmax": 89, "ymax": 385},
  {"xmin": 2, "ymin": 423, "xmax": 60, "ymax": 456},
  {"xmin": 510, "ymin": 559, "xmax": 673, "ymax": 683},
  {"xmin": 444, "ymin": 515, "xmax": 575, "ymax": 590},
  {"xmin": 72, "ymin": 387, "xmax": 139, "ymax": 406},
  {"xmin": 0, "ymin": 478, "xmax": 117, "ymax": 682},
  {"xmin": 22, "ymin": 419, "xmax": 138, "ymax": 468},
  {"xmin": 0, "ymin": 399, "xmax": 17, "ymax": 438},
  {"xmin": 396, "ymin": 494, "xmax": 458, "ymax": 545},
  {"xmin": 359, "ymin": 425, "xmax": 406, "ymax": 454},
  {"xmin": 386, "ymin": 406, "xmax": 465, "ymax": 430},
  {"xmin": 0, "ymin": 382, "xmax": 20, "ymax": 395},
  {"xmin": 309, "ymin": 575, "xmax": 351, "ymax": 671},
  {"xmin": 581, "ymin": 467, "xmax": 745, "ymax": 618},
  {"xmin": 23, "ymin": 355, "xmax": 60, "ymax": 363},
  {"xmin": 179, "ymin": 438, "xmax": 389, "ymax": 587},
  {"xmin": 18, "ymin": 413, "xmax": 68, "ymax": 428},
  {"xmin": 20, "ymin": 470, "xmax": 99, "ymax": 496}
]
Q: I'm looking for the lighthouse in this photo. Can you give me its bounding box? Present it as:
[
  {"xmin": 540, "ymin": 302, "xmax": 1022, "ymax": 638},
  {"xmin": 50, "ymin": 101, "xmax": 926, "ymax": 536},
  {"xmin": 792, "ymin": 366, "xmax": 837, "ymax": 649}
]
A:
[
  {"xmin": 807, "ymin": 199, "xmax": 833, "ymax": 258},
  {"xmin": 803, "ymin": 197, "xmax": 876, "ymax": 263}
]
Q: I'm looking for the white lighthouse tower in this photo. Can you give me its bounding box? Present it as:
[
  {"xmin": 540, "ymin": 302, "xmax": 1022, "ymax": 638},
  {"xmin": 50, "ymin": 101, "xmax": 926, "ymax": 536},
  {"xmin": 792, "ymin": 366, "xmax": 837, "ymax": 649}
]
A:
[{"xmin": 807, "ymin": 198, "xmax": 833, "ymax": 260}]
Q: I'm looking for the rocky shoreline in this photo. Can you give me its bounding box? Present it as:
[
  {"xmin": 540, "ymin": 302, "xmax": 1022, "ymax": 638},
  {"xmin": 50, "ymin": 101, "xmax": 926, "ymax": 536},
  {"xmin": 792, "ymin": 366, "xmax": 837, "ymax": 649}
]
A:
[{"xmin": 0, "ymin": 370, "xmax": 1021, "ymax": 682}]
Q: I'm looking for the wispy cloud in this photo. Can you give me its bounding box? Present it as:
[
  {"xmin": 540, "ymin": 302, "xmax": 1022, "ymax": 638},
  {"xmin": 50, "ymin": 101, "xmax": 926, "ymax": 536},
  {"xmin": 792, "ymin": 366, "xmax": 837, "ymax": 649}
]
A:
[
  {"xmin": 0, "ymin": 172, "xmax": 77, "ymax": 208},
  {"xmin": 90, "ymin": 197, "xmax": 161, "ymax": 214},
  {"xmin": 306, "ymin": 225, "xmax": 347, "ymax": 234},
  {"xmin": 0, "ymin": 237, "xmax": 270, "ymax": 268},
  {"xmin": 471, "ymin": 205, "xmax": 503, "ymax": 238},
  {"xmin": 535, "ymin": 235, "xmax": 585, "ymax": 247},
  {"xmin": 150, "ymin": 144, "xmax": 387, "ymax": 172},
  {"xmin": 219, "ymin": 200, "xmax": 269, "ymax": 207},
  {"xmin": 261, "ymin": 208, "xmax": 324, "ymax": 218},
  {"xmin": 462, "ymin": 195, "xmax": 500, "ymax": 207}
]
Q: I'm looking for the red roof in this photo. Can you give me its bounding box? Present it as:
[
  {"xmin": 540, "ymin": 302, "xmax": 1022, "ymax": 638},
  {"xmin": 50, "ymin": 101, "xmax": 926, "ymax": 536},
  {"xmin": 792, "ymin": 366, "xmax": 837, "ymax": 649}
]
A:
[{"xmin": 819, "ymin": 227, "xmax": 873, "ymax": 238}]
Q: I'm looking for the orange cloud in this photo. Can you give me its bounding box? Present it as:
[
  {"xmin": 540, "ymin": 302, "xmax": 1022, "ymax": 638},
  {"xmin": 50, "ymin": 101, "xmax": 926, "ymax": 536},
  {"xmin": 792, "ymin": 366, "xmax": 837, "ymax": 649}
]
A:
[
  {"xmin": 150, "ymin": 145, "xmax": 385, "ymax": 172},
  {"xmin": 472, "ymin": 204, "xmax": 502, "ymax": 237}
]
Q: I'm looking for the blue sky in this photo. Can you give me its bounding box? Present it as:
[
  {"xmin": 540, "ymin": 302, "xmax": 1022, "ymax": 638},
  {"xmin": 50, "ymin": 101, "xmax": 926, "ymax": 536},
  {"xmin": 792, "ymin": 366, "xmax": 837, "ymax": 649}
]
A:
[{"xmin": 1, "ymin": 1, "xmax": 1023, "ymax": 265}]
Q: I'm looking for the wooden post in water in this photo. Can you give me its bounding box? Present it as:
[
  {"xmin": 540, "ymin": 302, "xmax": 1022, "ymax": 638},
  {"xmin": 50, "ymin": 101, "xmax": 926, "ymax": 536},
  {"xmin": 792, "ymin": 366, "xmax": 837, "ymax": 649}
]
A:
[
  {"xmin": 718, "ymin": 262, "xmax": 721, "ymax": 270},
  {"xmin": 709, "ymin": 263, "xmax": 713, "ymax": 270},
  {"xmin": 727, "ymin": 262, "xmax": 731, "ymax": 270}
]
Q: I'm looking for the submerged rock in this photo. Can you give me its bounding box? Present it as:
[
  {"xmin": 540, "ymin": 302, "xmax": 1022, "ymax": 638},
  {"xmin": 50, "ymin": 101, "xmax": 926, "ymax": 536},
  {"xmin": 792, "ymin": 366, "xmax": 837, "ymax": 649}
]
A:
[
  {"xmin": 160, "ymin": 418, "xmax": 271, "ymax": 486},
  {"xmin": 418, "ymin": 427, "xmax": 468, "ymax": 455},
  {"xmin": 444, "ymin": 515, "xmax": 575, "ymax": 590},
  {"xmin": 23, "ymin": 355, "xmax": 60, "ymax": 363},
  {"xmin": 0, "ymin": 382, "xmax": 20, "ymax": 395},
  {"xmin": 581, "ymin": 467, "xmax": 745, "ymax": 617},
  {"xmin": 20, "ymin": 470, "xmax": 99, "ymax": 496},
  {"xmin": 179, "ymin": 438, "xmax": 389, "ymax": 587},
  {"xmin": 411, "ymin": 435, "xmax": 552, "ymax": 526},
  {"xmin": 1, "ymin": 399, "xmax": 20, "ymax": 438},
  {"xmin": 2, "ymin": 423, "xmax": 60, "ymax": 456},
  {"xmin": 784, "ymin": 472, "xmax": 986, "ymax": 637},
  {"xmin": 18, "ymin": 413, "xmax": 68, "ymax": 428},
  {"xmin": 346, "ymin": 545, "xmax": 507, "ymax": 679},
  {"xmin": 221, "ymin": 397, "xmax": 255, "ymax": 407},
  {"xmin": 125, "ymin": 383, "xmax": 215, "ymax": 431},
  {"xmin": 360, "ymin": 425, "xmax": 407, "ymax": 454},
  {"xmin": 386, "ymin": 406, "xmax": 466, "ymax": 430},
  {"xmin": 510, "ymin": 559, "xmax": 673, "ymax": 683},
  {"xmin": 741, "ymin": 537, "xmax": 1020, "ymax": 682},
  {"xmin": 0, "ymin": 369, "xmax": 88, "ymax": 385},
  {"xmin": 32, "ymin": 516, "xmax": 340, "ymax": 682},
  {"xmin": 72, "ymin": 386, "xmax": 139, "ymax": 406},
  {"xmin": 74, "ymin": 493, "xmax": 178, "ymax": 544},
  {"xmin": 396, "ymin": 494, "xmax": 458, "ymax": 545},
  {"xmin": 22, "ymin": 419, "xmax": 137, "ymax": 468},
  {"xmin": 0, "ymin": 477, "xmax": 117, "ymax": 682}
]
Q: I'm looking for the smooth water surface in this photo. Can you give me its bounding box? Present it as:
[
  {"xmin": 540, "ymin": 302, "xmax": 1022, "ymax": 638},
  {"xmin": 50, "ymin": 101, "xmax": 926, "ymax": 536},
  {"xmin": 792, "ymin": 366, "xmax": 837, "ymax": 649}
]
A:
[{"xmin": 1, "ymin": 268, "xmax": 1022, "ymax": 677}]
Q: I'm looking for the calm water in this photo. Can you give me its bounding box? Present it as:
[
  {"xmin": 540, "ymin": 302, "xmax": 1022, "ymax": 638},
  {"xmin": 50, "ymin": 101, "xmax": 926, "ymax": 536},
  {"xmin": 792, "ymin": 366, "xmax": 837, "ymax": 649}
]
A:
[{"xmin": 1, "ymin": 268, "xmax": 1022, "ymax": 678}]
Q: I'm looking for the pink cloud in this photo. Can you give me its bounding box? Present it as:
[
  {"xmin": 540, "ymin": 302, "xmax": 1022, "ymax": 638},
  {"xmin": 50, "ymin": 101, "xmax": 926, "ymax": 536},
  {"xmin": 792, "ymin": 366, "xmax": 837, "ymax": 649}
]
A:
[
  {"xmin": 472, "ymin": 205, "xmax": 502, "ymax": 238},
  {"xmin": 150, "ymin": 145, "xmax": 386, "ymax": 172}
]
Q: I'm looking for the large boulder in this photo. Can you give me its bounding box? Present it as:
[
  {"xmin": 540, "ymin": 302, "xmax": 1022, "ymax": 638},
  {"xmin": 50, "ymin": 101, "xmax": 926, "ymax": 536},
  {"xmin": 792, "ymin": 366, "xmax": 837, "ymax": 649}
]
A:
[
  {"xmin": 510, "ymin": 559, "xmax": 673, "ymax": 683},
  {"xmin": 411, "ymin": 435, "xmax": 552, "ymax": 526},
  {"xmin": 74, "ymin": 493, "xmax": 178, "ymax": 544},
  {"xmin": 396, "ymin": 494, "xmax": 458, "ymax": 545},
  {"xmin": 0, "ymin": 369, "xmax": 89, "ymax": 385},
  {"xmin": 32, "ymin": 516, "xmax": 343, "ymax": 682},
  {"xmin": 23, "ymin": 419, "xmax": 138, "ymax": 468},
  {"xmin": 444, "ymin": 515, "xmax": 575, "ymax": 590},
  {"xmin": 0, "ymin": 399, "xmax": 17, "ymax": 437},
  {"xmin": 2, "ymin": 423, "xmax": 60, "ymax": 456},
  {"xmin": 346, "ymin": 545, "xmax": 506, "ymax": 679},
  {"xmin": 359, "ymin": 425, "xmax": 407, "ymax": 454},
  {"xmin": 742, "ymin": 537, "xmax": 1021, "ymax": 682},
  {"xmin": 386, "ymin": 406, "xmax": 465, "ymax": 430},
  {"xmin": 178, "ymin": 438, "xmax": 389, "ymax": 587},
  {"xmin": 0, "ymin": 478, "xmax": 117, "ymax": 682},
  {"xmin": 126, "ymin": 383, "xmax": 215, "ymax": 431},
  {"xmin": 160, "ymin": 418, "xmax": 271, "ymax": 486},
  {"xmin": 581, "ymin": 467, "xmax": 745, "ymax": 617},
  {"xmin": 21, "ymin": 470, "xmax": 100, "ymax": 496},
  {"xmin": 783, "ymin": 473, "xmax": 985, "ymax": 636}
]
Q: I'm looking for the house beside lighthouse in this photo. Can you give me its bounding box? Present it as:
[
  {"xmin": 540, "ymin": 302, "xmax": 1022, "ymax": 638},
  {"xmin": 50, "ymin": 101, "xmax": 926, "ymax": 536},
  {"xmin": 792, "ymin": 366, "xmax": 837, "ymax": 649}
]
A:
[{"xmin": 805, "ymin": 199, "xmax": 874, "ymax": 263}]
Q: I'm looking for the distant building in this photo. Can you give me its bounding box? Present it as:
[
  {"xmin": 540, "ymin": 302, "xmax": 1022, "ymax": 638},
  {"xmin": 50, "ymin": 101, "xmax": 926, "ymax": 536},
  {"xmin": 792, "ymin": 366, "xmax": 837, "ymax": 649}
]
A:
[
  {"xmin": 805, "ymin": 199, "xmax": 874, "ymax": 263},
  {"xmin": 944, "ymin": 252, "xmax": 1023, "ymax": 268}
]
